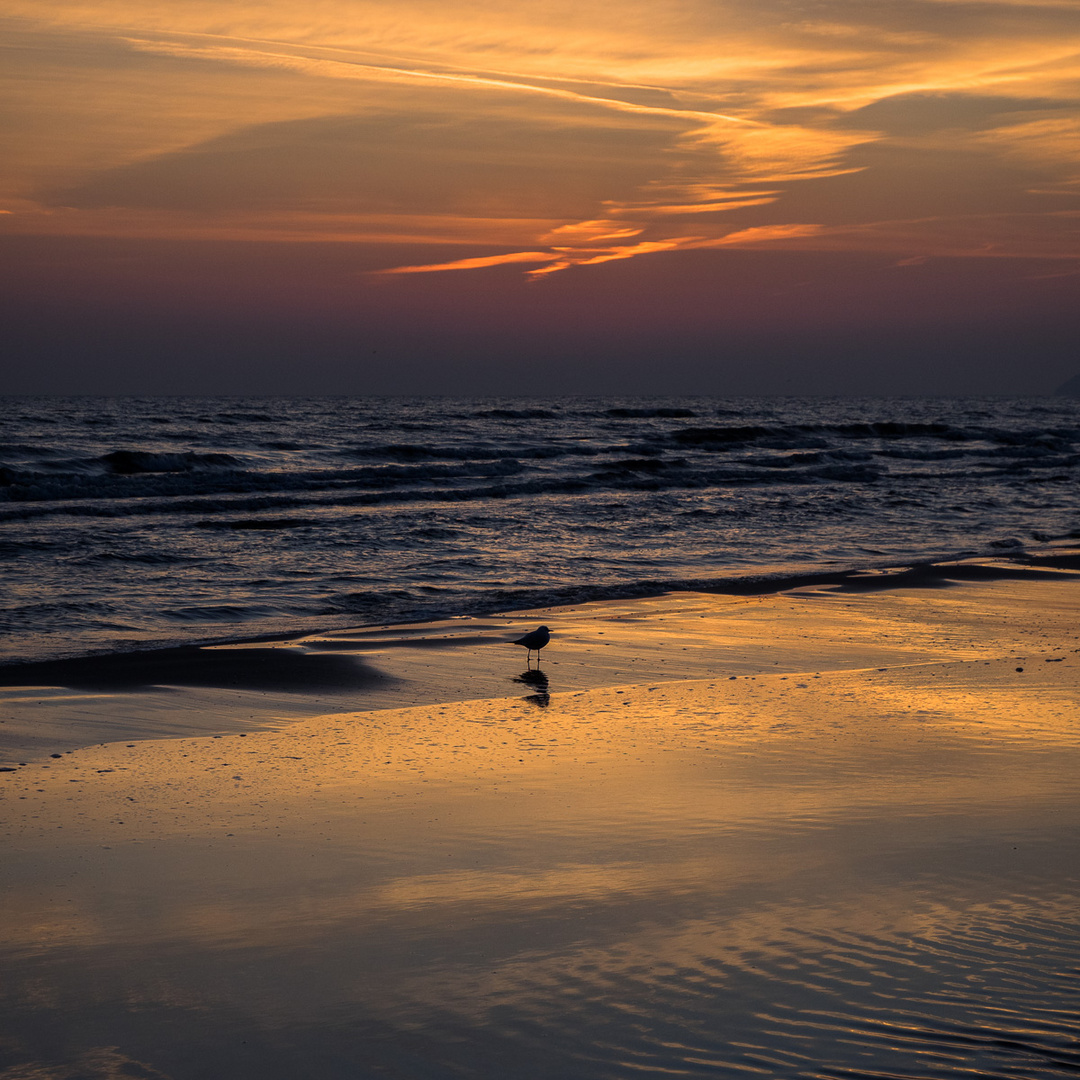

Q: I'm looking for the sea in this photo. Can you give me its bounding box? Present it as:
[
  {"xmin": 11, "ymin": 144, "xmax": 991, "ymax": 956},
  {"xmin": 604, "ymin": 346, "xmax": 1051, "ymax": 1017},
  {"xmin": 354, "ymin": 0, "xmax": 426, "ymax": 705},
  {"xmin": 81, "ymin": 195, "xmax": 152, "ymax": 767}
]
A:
[{"xmin": 1, "ymin": 394, "xmax": 1078, "ymax": 666}]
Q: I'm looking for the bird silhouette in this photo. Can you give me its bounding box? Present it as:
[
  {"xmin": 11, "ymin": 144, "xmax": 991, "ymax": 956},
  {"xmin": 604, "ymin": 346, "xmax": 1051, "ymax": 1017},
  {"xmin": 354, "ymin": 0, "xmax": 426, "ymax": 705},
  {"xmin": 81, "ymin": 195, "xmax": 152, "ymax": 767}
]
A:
[{"xmin": 512, "ymin": 625, "xmax": 550, "ymax": 665}]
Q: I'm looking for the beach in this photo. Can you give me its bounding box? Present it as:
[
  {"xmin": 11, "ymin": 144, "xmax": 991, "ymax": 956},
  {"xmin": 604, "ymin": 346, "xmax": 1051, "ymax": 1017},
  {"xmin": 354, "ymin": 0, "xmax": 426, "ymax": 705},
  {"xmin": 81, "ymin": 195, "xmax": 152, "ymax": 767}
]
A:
[
  {"xmin": 7, "ymin": 0, "xmax": 1080, "ymax": 1055},
  {"xmin": 2, "ymin": 557, "xmax": 1078, "ymax": 1077}
]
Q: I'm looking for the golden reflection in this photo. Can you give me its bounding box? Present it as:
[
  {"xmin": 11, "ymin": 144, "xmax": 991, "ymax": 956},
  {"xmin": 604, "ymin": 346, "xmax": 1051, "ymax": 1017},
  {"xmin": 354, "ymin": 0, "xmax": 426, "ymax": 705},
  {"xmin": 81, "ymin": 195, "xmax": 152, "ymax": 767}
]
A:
[
  {"xmin": 1, "ymin": 581, "xmax": 1077, "ymax": 1077},
  {"xmin": 2, "ymin": 657, "xmax": 1078, "ymax": 959}
]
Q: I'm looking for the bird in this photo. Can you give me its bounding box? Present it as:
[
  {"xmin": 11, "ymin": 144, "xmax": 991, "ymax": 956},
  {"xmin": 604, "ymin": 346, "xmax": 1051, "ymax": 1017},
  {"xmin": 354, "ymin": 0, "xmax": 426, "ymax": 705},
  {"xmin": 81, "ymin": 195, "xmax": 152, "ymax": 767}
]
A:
[{"xmin": 512, "ymin": 625, "xmax": 550, "ymax": 665}]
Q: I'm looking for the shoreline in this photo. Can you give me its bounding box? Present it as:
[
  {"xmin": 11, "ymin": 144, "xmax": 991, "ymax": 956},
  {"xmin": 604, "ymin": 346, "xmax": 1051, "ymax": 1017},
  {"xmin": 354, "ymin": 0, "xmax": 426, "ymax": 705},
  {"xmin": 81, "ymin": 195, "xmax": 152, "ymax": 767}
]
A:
[
  {"xmin": 2, "ymin": 544, "xmax": 1078, "ymax": 670},
  {"xmin": 2, "ymin": 549, "xmax": 1077, "ymax": 765}
]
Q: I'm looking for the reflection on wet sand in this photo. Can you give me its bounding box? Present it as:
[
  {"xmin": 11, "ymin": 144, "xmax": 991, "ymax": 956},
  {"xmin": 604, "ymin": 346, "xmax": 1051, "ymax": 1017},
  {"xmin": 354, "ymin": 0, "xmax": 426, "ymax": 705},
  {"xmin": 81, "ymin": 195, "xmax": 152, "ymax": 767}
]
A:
[
  {"xmin": 1, "ymin": 643, "xmax": 1078, "ymax": 1078},
  {"xmin": 513, "ymin": 666, "xmax": 550, "ymax": 706},
  {"xmin": 3, "ymin": 571, "xmax": 1076, "ymax": 762}
]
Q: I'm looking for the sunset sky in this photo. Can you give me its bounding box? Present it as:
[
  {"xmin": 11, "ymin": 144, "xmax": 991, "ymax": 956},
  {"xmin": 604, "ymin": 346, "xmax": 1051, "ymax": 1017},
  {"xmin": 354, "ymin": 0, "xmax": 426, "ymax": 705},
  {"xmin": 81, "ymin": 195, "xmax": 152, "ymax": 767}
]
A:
[{"xmin": 3, "ymin": 0, "xmax": 1080, "ymax": 394}]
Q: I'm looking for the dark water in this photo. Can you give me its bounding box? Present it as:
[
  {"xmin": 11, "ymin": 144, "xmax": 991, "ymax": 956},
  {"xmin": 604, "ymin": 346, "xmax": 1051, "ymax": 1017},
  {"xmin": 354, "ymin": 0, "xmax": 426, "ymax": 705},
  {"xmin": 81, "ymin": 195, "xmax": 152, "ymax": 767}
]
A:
[{"xmin": 2, "ymin": 395, "xmax": 1078, "ymax": 663}]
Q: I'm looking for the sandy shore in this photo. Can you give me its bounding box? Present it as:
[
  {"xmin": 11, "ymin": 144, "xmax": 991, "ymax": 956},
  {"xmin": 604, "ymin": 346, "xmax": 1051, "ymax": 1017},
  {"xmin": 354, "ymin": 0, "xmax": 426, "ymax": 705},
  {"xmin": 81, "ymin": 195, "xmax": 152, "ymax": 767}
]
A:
[
  {"xmin": 1, "ymin": 556, "xmax": 1078, "ymax": 1077},
  {"xmin": 1, "ymin": 552, "xmax": 1078, "ymax": 765}
]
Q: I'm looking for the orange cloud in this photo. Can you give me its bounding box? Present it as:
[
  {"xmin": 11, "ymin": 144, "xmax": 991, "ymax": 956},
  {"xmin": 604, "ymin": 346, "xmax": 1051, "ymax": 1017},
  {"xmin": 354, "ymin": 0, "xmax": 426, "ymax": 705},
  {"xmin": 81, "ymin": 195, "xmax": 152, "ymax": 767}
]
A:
[
  {"xmin": 377, "ymin": 250, "xmax": 564, "ymax": 274},
  {"xmin": 372, "ymin": 225, "xmax": 834, "ymax": 278},
  {"xmin": 3, "ymin": 0, "xmax": 1079, "ymax": 272},
  {"xmin": 707, "ymin": 224, "xmax": 827, "ymax": 247}
]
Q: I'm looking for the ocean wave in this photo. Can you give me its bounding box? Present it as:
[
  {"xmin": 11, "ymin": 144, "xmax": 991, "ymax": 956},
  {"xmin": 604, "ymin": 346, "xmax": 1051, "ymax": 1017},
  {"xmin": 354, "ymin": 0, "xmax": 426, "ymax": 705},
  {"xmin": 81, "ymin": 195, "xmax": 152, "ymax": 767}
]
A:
[
  {"xmin": 212, "ymin": 410, "xmax": 279, "ymax": 423},
  {"xmin": 0, "ymin": 457, "xmax": 534, "ymax": 507},
  {"xmin": 193, "ymin": 517, "xmax": 319, "ymax": 530},
  {"xmin": 0, "ymin": 458, "xmax": 1002, "ymax": 522},
  {"xmin": 661, "ymin": 420, "xmax": 1080, "ymax": 452},
  {"xmin": 472, "ymin": 408, "xmax": 561, "ymax": 419},
  {"xmin": 317, "ymin": 550, "xmax": 1073, "ymax": 623},
  {"xmin": 2, "ymin": 396, "xmax": 1078, "ymax": 668},
  {"xmin": 100, "ymin": 449, "xmax": 242, "ymax": 474},
  {"xmin": 341, "ymin": 442, "xmax": 599, "ymax": 462},
  {"xmin": 160, "ymin": 603, "xmax": 297, "ymax": 622},
  {"xmin": 0, "ymin": 443, "xmax": 68, "ymax": 457},
  {"xmin": 3, "ymin": 416, "xmax": 1075, "ymax": 512},
  {"xmin": 595, "ymin": 457, "xmax": 686, "ymax": 473},
  {"xmin": 606, "ymin": 407, "xmax": 698, "ymax": 418},
  {"xmin": 671, "ymin": 424, "xmax": 776, "ymax": 446},
  {"xmin": 69, "ymin": 549, "xmax": 195, "ymax": 565},
  {"xmin": 0, "ymin": 537, "xmax": 59, "ymax": 556}
]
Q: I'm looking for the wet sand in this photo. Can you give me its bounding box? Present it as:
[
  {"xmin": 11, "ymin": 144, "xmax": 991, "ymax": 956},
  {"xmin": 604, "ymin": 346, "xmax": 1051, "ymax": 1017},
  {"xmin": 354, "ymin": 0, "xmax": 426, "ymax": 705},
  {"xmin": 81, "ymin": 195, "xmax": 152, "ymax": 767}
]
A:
[
  {"xmin": 1, "ymin": 559, "xmax": 1078, "ymax": 1077},
  {"xmin": 2, "ymin": 553, "xmax": 1078, "ymax": 764}
]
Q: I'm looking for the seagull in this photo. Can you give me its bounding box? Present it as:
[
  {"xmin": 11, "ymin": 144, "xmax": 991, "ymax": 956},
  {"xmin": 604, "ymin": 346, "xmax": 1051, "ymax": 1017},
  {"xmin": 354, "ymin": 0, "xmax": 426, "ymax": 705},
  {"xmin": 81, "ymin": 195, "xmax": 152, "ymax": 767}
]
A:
[{"xmin": 513, "ymin": 625, "xmax": 550, "ymax": 665}]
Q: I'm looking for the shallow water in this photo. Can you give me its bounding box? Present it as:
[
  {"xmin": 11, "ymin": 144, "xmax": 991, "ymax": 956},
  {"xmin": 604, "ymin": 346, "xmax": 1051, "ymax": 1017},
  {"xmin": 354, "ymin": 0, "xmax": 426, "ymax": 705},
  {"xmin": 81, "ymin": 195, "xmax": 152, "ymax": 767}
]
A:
[
  {"xmin": 2, "ymin": 395, "xmax": 1079, "ymax": 663},
  {"xmin": 2, "ymin": 670, "xmax": 1078, "ymax": 1078}
]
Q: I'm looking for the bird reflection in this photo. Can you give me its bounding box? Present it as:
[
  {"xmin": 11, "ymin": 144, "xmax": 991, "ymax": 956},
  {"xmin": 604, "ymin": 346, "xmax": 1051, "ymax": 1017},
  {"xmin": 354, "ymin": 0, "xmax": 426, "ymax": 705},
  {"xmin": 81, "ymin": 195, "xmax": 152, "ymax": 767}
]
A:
[{"xmin": 512, "ymin": 667, "xmax": 550, "ymax": 707}]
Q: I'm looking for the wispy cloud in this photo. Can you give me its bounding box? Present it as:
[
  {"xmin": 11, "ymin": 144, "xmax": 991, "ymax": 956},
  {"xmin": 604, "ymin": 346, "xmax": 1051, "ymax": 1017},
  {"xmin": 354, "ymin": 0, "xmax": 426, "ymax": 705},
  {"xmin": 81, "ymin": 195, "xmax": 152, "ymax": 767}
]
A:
[
  {"xmin": 379, "ymin": 250, "xmax": 565, "ymax": 274},
  {"xmin": 119, "ymin": 35, "xmax": 761, "ymax": 128},
  {"xmin": 4, "ymin": 0, "xmax": 1080, "ymax": 272},
  {"xmin": 374, "ymin": 223, "xmax": 831, "ymax": 277}
]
